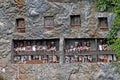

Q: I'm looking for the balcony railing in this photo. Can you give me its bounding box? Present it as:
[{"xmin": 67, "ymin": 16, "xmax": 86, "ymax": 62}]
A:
[
  {"xmin": 65, "ymin": 50, "xmax": 115, "ymax": 55},
  {"xmin": 13, "ymin": 51, "xmax": 60, "ymax": 64},
  {"xmin": 64, "ymin": 50, "xmax": 117, "ymax": 63},
  {"xmin": 12, "ymin": 50, "xmax": 117, "ymax": 64},
  {"xmin": 14, "ymin": 51, "xmax": 60, "ymax": 56}
]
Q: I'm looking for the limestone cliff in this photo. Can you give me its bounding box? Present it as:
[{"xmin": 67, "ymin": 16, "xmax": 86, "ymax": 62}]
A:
[{"xmin": 0, "ymin": 63, "xmax": 120, "ymax": 80}]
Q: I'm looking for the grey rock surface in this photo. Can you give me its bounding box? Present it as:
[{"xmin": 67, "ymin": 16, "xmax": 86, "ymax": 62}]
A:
[
  {"xmin": 0, "ymin": 0, "xmax": 116, "ymax": 64},
  {"xmin": 0, "ymin": 63, "xmax": 120, "ymax": 80}
]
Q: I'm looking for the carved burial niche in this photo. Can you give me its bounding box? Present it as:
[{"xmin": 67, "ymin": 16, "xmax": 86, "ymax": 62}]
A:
[
  {"xmin": 64, "ymin": 38, "xmax": 117, "ymax": 63},
  {"xmin": 98, "ymin": 17, "xmax": 108, "ymax": 31},
  {"xmin": 44, "ymin": 16, "xmax": 54, "ymax": 31},
  {"xmin": 16, "ymin": 18, "xmax": 25, "ymax": 33},
  {"xmin": 70, "ymin": 15, "xmax": 81, "ymax": 29},
  {"xmin": 64, "ymin": 38, "xmax": 96, "ymax": 63},
  {"xmin": 12, "ymin": 39, "xmax": 59, "ymax": 64}
]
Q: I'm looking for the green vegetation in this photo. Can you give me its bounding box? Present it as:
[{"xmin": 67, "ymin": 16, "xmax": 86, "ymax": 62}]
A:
[{"xmin": 95, "ymin": 0, "xmax": 120, "ymax": 58}]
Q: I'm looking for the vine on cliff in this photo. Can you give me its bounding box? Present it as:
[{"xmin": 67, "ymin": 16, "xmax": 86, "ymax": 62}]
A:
[{"xmin": 95, "ymin": 0, "xmax": 120, "ymax": 58}]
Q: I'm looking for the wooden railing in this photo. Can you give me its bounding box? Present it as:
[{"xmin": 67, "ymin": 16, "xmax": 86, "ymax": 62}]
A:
[
  {"xmin": 12, "ymin": 50, "xmax": 117, "ymax": 64},
  {"xmin": 64, "ymin": 50, "xmax": 117, "ymax": 63},
  {"xmin": 65, "ymin": 50, "xmax": 115, "ymax": 55},
  {"xmin": 12, "ymin": 51, "xmax": 60, "ymax": 64},
  {"xmin": 14, "ymin": 51, "xmax": 60, "ymax": 56}
]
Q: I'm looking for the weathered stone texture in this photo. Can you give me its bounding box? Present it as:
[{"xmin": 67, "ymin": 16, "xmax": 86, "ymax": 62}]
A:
[
  {"xmin": 0, "ymin": 0, "xmax": 114, "ymax": 63},
  {"xmin": 0, "ymin": 63, "xmax": 120, "ymax": 80},
  {"xmin": 0, "ymin": 1, "xmax": 119, "ymax": 80}
]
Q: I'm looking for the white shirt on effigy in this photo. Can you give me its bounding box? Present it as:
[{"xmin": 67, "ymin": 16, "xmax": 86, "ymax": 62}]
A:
[
  {"xmin": 99, "ymin": 45, "xmax": 102, "ymax": 51},
  {"xmin": 113, "ymin": 55, "xmax": 117, "ymax": 61},
  {"xmin": 88, "ymin": 56, "xmax": 92, "ymax": 61},
  {"xmin": 108, "ymin": 55, "xmax": 112, "ymax": 61},
  {"xmin": 29, "ymin": 56, "xmax": 31, "ymax": 60},
  {"xmin": 42, "ymin": 46, "xmax": 47, "ymax": 50},
  {"xmin": 99, "ymin": 55, "xmax": 104, "ymax": 59},
  {"xmin": 51, "ymin": 47, "xmax": 56, "ymax": 51},
  {"xmin": 21, "ymin": 56, "xmax": 24, "ymax": 63},
  {"xmin": 21, "ymin": 47, "xmax": 26, "ymax": 51},
  {"xmin": 39, "ymin": 56, "xmax": 42, "ymax": 60},
  {"xmin": 32, "ymin": 45, "xmax": 36, "ymax": 51}
]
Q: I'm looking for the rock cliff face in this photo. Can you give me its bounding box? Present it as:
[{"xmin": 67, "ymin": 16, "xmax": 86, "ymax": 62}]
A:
[
  {"xmin": 0, "ymin": 0, "xmax": 114, "ymax": 63},
  {"xmin": 0, "ymin": 63, "xmax": 120, "ymax": 80},
  {"xmin": 0, "ymin": 0, "xmax": 120, "ymax": 80}
]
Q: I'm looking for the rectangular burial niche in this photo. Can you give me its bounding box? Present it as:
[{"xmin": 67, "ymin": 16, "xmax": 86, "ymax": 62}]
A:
[
  {"xmin": 97, "ymin": 38, "xmax": 117, "ymax": 62},
  {"xmin": 12, "ymin": 39, "xmax": 60, "ymax": 64},
  {"xmin": 97, "ymin": 38, "xmax": 107, "ymax": 50},
  {"xmin": 98, "ymin": 17, "xmax": 108, "ymax": 31},
  {"xmin": 16, "ymin": 18, "xmax": 25, "ymax": 33},
  {"xmin": 64, "ymin": 38, "xmax": 96, "ymax": 63},
  {"xmin": 44, "ymin": 16, "xmax": 54, "ymax": 31},
  {"xmin": 64, "ymin": 38, "xmax": 117, "ymax": 63},
  {"xmin": 70, "ymin": 15, "xmax": 81, "ymax": 28}
]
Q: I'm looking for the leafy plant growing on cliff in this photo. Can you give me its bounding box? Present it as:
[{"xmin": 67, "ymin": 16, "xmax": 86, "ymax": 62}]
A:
[{"xmin": 95, "ymin": 0, "xmax": 120, "ymax": 59}]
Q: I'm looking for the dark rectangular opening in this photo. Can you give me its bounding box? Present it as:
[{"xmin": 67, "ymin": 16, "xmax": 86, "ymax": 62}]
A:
[
  {"xmin": 16, "ymin": 18, "xmax": 25, "ymax": 33},
  {"xmin": 70, "ymin": 15, "xmax": 81, "ymax": 27},
  {"xmin": 98, "ymin": 17, "xmax": 108, "ymax": 31},
  {"xmin": 44, "ymin": 16, "xmax": 54, "ymax": 30}
]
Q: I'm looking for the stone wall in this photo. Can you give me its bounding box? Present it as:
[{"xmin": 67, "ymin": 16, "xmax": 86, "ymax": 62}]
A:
[
  {"xmin": 0, "ymin": 63, "xmax": 120, "ymax": 80},
  {"xmin": 0, "ymin": 0, "xmax": 114, "ymax": 63},
  {"xmin": 0, "ymin": 1, "xmax": 120, "ymax": 80}
]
